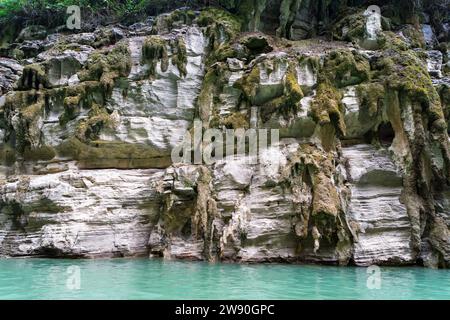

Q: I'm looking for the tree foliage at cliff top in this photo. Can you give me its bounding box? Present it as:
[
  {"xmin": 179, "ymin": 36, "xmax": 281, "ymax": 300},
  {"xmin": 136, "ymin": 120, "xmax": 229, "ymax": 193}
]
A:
[{"xmin": 0, "ymin": 0, "xmax": 195, "ymax": 25}]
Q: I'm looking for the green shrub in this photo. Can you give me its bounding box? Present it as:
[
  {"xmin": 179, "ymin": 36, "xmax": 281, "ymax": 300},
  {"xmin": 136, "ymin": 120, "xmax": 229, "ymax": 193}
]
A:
[{"xmin": 0, "ymin": 0, "xmax": 195, "ymax": 28}]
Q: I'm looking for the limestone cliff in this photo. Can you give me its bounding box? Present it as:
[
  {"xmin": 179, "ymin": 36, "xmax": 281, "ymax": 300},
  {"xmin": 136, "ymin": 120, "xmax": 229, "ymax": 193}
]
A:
[{"xmin": 0, "ymin": 0, "xmax": 449, "ymax": 268}]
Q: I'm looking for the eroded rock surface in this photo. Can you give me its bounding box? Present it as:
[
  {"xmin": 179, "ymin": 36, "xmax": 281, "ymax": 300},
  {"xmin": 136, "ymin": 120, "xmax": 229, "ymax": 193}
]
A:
[
  {"xmin": 344, "ymin": 144, "xmax": 414, "ymax": 266},
  {"xmin": 0, "ymin": 2, "xmax": 449, "ymax": 268}
]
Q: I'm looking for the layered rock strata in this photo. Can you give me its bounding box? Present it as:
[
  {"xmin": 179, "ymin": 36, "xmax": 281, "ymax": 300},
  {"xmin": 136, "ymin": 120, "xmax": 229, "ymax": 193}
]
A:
[{"xmin": 0, "ymin": 1, "xmax": 449, "ymax": 267}]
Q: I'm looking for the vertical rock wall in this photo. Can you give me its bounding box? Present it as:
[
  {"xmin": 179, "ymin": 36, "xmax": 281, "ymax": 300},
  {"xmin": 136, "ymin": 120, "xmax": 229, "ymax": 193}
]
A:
[{"xmin": 0, "ymin": 2, "xmax": 449, "ymax": 267}]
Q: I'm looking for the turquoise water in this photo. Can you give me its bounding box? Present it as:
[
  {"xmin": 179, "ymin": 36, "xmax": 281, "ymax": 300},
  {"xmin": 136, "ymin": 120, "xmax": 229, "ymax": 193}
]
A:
[{"xmin": 0, "ymin": 258, "xmax": 449, "ymax": 300}]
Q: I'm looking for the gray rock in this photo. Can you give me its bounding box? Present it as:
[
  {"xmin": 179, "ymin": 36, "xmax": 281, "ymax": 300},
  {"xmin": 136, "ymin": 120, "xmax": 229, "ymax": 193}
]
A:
[
  {"xmin": 16, "ymin": 35, "xmax": 59, "ymax": 58},
  {"xmin": 37, "ymin": 45, "xmax": 94, "ymax": 87},
  {"xmin": 427, "ymin": 50, "xmax": 443, "ymax": 78},
  {"xmin": 422, "ymin": 24, "xmax": 438, "ymax": 48},
  {"xmin": 343, "ymin": 144, "xmax": 414, "ymax": 266},
  {"xmin": 0, "ymin": 58, "xmax": 23, "ymax": 95},
  {"xmin": 360, "ymin": 6, "xmax": 382, "ymax": 50},
  {"xmin": 16, "ymin": 25, "xmax": 47, "ymax": 42},
  {"xmin": 0, "ymin": 166, "xmax": 164, "ymax": 258}
]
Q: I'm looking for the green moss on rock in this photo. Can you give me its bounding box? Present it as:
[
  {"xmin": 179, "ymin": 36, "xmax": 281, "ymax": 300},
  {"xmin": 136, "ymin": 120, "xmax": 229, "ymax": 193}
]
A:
[
  {"xmin": 75, "ymin": 104, "xmax": 117, "ymax": 141},
  {"xmin": 3, "ymin": 90, "xmax": 45, "ymax": 153},
  {"xmin": 171, "ymin": 37, "xmax": 187, "ymax": 77},
  {"xmin": 321, "ymin": 50, "xmax": 370, "ymax": 88},
  {"xmin": 311, "ymin": 81, "xmax": 345, "ymax": 136},
  {"xmin": 198, "ymin": 8, "xmax": 242, "ymax": 40},
  {"xmin": 142, "ymin": 35, "xmax": 169, "ymax": 76},
  {"xmin": 18, "ymin": 63, "xmax": 48, "ymax": 90},
  {"xmin": 401, "ymin": 24, "xmax": 426, "ymax": 49},
  {"xmin": 356, "ymin": 82, "xmax": 385, "ymax": 117},
  {"xmin": 379, "ymin": 32, "xmax": 405, "ymax": 51},
  {"xmin": 376, "ymin": 49, "xmax": 444, "ymax": 131},
  {"xmin": 233, "ymin": 66, "xmax": 260, "ymax": 103},
  {"xmin": 0, "ymin": 145, "xmax": 16, "ymax": 165},
  {"xmin": 332, "ymin": 11, "xmax": 366, "ymax": 43},
  {"xmin": 212, "ymin": 43, "xmax": 238, "ymax": 62},
  {"xmin": 57, "ymin": 138, "xmax": 171, "ymax": 169},
  {"xmin": 261, "ymin": 65, "xmax": 303, "ymax": 121},
  {"xmin": 197, "ymin": 66, "xmax": 225, "ymax": 127},
  {"xmin": 152, "ymin": 9, "xmax": 196, "ymax": 34},
  {"xmin": 221, "ymin": 112, "xmax": 249, "ymax": 129},
  {"xmin": 23, "ymin": 145, "xmax": 56, "ymax": 161},
  {"xmin": 198, "ymin": 7, "xmax": 243, "ymax": 65},
  {"xmin": 59, "ymin": 81, "xmax": 103, "ymax": 125},
  {"xmin": 78, "ymin": 41, "xmax": 131, "ymax": 93}
]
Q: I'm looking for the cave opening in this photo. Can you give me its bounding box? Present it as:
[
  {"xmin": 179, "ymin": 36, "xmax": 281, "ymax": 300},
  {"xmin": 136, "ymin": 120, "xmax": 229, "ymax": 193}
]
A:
[{"xmin": 378, "ymin": 122, "xmax": 395, "ymax": 146}]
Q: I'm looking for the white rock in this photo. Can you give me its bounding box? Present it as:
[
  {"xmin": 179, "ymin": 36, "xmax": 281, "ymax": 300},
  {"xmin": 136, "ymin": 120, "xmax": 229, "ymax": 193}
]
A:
[
  {"xmin": 342, "ymin": 86, "xmax": 359, "ymax": 113},
  {"xmin": 296, "ymin": 62, "xmax": 317, "ymax": 88},
  {"xmin": 0, "ymin": 167, "xmax": 165, "ymax": 257},
  {"xmin": 361, "ymin": 6, "xmax": 382, "ymax": 50},
  {"xmin": 427, "ymin": 50, "xmax": 443, "ymax": 78},
  {"xmin": 422, "ymin": 24, "xmax": 438, "ymax": 48},
  {"xmin": 343, "ymin": 144, "xmax": 414, "ymax": 266}
]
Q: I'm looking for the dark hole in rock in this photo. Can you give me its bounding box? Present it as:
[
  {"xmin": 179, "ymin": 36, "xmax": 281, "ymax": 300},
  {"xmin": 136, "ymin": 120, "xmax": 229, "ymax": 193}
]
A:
[
  {"xmin": 150, "ymin": 250, "xmax": 164, "ymax": 257},
  {"xmin": 181, "ymin": 219, "xmax": 191, "ymax": 239},
  {"xmin": 242, "ymin": 35, "xmax": 273, "ymax": 55},
  {"xmin": 378, "ymin": 122, "xmax": 395, "ymax": 146},
  {"xmin": 37, "ymin": 246, "xmax": 82, "ymax": 258}
]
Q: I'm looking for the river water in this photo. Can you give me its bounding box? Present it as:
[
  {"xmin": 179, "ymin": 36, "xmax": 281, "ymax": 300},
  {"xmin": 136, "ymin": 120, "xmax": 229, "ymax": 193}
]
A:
[{"xmin": 0, "ymin": 258, "xmax": 448, "ymax": 299}]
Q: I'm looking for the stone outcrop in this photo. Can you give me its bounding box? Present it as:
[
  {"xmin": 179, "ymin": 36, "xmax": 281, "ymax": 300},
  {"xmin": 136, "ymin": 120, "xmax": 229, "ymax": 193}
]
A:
[
  {"xmin": 343, "ymin": 144, "xmax": 414, "ymax": 266},
  {"xmin": 0, "ymin": 2, "xmax": 449, "ymax": 268}
]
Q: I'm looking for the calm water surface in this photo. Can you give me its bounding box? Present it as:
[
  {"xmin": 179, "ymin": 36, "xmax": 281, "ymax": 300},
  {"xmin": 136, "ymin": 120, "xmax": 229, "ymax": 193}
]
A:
[{"xmin": 0, "ymin": 258, "xmax": 448, "ymax": 299}]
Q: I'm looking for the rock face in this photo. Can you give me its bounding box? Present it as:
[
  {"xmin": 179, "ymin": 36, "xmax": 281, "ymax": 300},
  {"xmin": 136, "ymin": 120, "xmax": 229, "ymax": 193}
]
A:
[
  {"xmin": 0, "ymin": 58, "xmax": 22, "ymax": 95},
  {"xmin": 360, "ymin": 5, "xmax": 383, "ymax": 50},
  {"xmin": 344, "ymin": 144, "xmax": 414, "ymax": 266},
  {"xmin": 0, "ymin": 2, "xmax": 450, "ymax": 268},
  {"xmin": 0, "ymin": 165, "xmax": 163, "ymax": 257}
]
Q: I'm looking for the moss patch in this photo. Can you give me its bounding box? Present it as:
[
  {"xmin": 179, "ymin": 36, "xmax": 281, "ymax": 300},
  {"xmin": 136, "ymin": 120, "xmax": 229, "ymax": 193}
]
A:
[
  {"xmin": 401, "ymin": 24, "xmax": 426, "ymax": 49},
  {"xmin": 142, "ymin": 35, "xmax": 169, "ymax": 76},
  {"xmin": 75, "ymin": 104, "xmax": 117, "ymax": 141},
  {"xmin": 332, "ymin": 11, "xmax": 366, "ymax": 43},
  {"xmin": 57, "ymin": 138, "xmax": 171, "ymax": 169},
  {"xmin": 233, "ymin": 66, "xmax": 260, "ymax": 103},
  {"xmin": 198, "ymin": 7, "xmax": 242, "ymax": 63},
  {"xmin": 197, "ymin": 67, "xmax": 223, "ymax": 127},
  {"xmin": 23, "ymin": 145, "xmax": 56, "ymax": 161},
  {"xmin": 77, "ymin": 41, "xmax": 131, "ymax": 94},
  {"xmin": 311, "ymin": 81, "xmax": 345, "ymax": 136},
  {"xmin": 152, "ymin": 9, "xmax": 196, "ymax": 34},
  {"xmin": 18, "ymin": 63, "xmax": 48, "ymax": 90},
  {"xmin": 356, "ymin": 82, "xmax": 385, "ymax": 117},
  {"xmin": 375, "ymin": 49, "xmax": 444, "ymax": 131},
  {"xmin": 198, "ymin": 8, "xmax": 242, "ymax": 40},
  {"xmin": 321, "ymin": 50, "xmax": 370, "ymax": 88},
  {"xmin": 142, "ymin": 34, "xmax": 191, "ymax": 78},
  {"xmin": 260, "ymin": 64, "xmax": 303, "ymax": 121},
  {"xmin": 3, "ymin": 90, "xmax": 45, "ymax": 153},
  {"xmin": 221, "ymin": 112, "xmax": 249, "ymax": 129},
  {"xmin": 58, "ymin": 81, "xmax": 103, "ymax": 125},
  {"xmin": 170, "ymin": 37, "xmax": 187, "ymax": 77}
]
